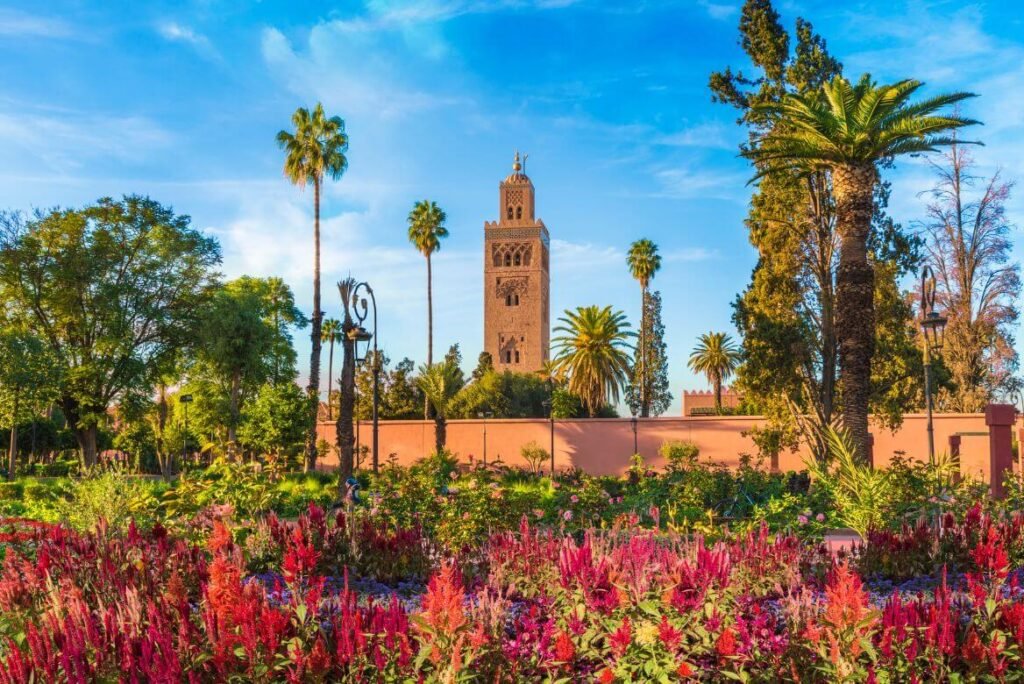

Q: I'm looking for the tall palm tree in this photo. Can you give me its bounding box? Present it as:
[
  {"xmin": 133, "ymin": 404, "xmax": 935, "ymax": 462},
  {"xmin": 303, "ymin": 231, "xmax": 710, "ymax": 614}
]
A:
[
  {"xmin": 746, "ymin": 75, "xmax": 978, "ymax": 459},
  {"xmin": 321, "ymin": 318, "xmax": 342, "ymax": 421},
  {"xmin": 407, "ymin": 200, "xmax": 449, "ymax": 415},
  {"xmin": 626, "ymin": 238, "xmax": 661, "ymax": 418},
  {"xmin": 552, "ymin": 306, "xmax": 633, "ymax": 417},
  {"xmin": 417, "ymin": 361, "xmax": 464, "ymax": 453},
  {"xmin": 688, "ymin": 332, "xmax": 742, "ymax": 414},
  {"xmin": 277, "ymin": 102, "xmax": 349, "ymax": 467}
]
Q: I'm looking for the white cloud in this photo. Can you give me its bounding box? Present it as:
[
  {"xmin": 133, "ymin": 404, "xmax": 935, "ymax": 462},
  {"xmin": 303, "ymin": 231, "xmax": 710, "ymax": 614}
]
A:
[
  {"xmin": 697, "ymin": 1, "xmax": 737, "ymax": 21},
  {"xmin": 650, "ymin": 165, "xmax": 747, "ymax": 200},
  {"xmin": 0, "ymin": 8, "xmax": 72, "ymax": 38},
  {"xmin": 157, "ymin": 22, "xmax": 222, "ymax": 63},
  {"xmin": 656, "ymin": 122, "xmax": 735, "ymax": 149},
  {"xmin": 0, "ymin": 108, "xmax": 173, "ymax": 173}
]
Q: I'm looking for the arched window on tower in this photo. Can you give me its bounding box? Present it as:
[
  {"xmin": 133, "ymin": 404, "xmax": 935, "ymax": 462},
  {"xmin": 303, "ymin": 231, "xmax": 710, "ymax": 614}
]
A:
[
  {"xmin": 505, "ymin": 350, "xmax": 512, "ymax": 363},
  {"xmin": 505, "ymin": 294, "xmax": 512, "ymax": 306},
  {"xmin": 506, "ymin": 206, "xmax": 513, "ymax": 220},
  {"xmin": 513, "ymin": 294, "xmax": 519, "ymax": 306},
  {"xmin": 514, "ymin": 253, "xmax": 521, "ymax": 266},
  {"xmin": 514, "ymin": 350, "xmax": 520, "ymax": 363},
  {"xmin": 516, "ymin": 206, "xmax": 522, "ymax": 219},
  {"xmin": 504, "ymin": 253, "xmax": 512, "ymax": 267}
]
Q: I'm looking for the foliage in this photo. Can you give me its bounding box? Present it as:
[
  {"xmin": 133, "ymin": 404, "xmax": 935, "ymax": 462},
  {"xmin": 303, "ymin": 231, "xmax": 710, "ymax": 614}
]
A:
[
  {"xmin": 625, "ymin": 290, "xmax": 672, "ymax": 417},
  {"xmin": 449, "ymin": 369, "xmax": 550, "ymax": 419},
  {"xmin": 923, "ymin": 145, "xmax": 1021, "ymax": 411},
  {"xmin": 553, "ymin": 305, "xmax": 633, "ymax": 417},
  {"xmin": 0, "ymin": 197, "xmax": 221, "ymax": 466},
  {"xmin": 355, "ymin": 353, "xmax": 425, "ymax": 420},
  {"xmin": 519, "ymin": 441, "xmax": 549, "ymax": 475},
  {"xmin": 417, "ymin": 361, "xmax": 465, "ymax": 452},
  {"xmin": 51, "ymin": 469, "xmax": 164, "ymax": 534},
  {"xmin": 806, "ymin": 428, "xmax": 891, "ymax": 537},
  {"xmin": 238, "ymin": 381, "xmax": 310, "ymax": 462}
]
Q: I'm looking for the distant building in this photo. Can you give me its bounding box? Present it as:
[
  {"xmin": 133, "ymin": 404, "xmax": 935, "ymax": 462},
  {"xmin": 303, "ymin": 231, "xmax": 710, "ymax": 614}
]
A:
[
  {"xmin": 483, "ymin": 151, "xmax": 551, "ymax": 371},
  {"xmin": 682, "ymin": 388, "xmax": 745, "ymax": 416}
]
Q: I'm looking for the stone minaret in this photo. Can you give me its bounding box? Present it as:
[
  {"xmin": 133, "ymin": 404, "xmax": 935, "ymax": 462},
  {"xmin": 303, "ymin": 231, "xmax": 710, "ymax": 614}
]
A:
[{"xmin": 483, "ymin": 152, "xmax": 550, "ymax": 371}]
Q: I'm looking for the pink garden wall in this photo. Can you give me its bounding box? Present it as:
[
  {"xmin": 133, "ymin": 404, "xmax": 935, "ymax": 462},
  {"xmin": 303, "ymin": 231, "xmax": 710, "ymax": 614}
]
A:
[{"xmin": 316, "ymin": 412, "xmax": 1008, "ymax": 481}]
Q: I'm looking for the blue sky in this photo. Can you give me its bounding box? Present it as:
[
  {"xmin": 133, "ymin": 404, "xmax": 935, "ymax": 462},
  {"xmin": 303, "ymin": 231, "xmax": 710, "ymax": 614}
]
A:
[{"xmin": 2, "ymin": 0, "xmax": 1023, "ymax": 413}]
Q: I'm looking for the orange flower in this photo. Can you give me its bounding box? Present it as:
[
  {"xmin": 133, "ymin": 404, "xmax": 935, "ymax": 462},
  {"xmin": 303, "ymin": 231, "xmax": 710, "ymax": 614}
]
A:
[
  {"xmin": 419, "ymin": 563, "xmax": 466, "ymax": 636},
  {"xmin": 208, "ymin": 520, "xmax": 233, "ymax": 554},
  {"xmin": 598, "ymin": 668, "xmax": 615, "ymax": 683},
  {"xmin": 824, "ymin": 562, "xmax": 869, "ymax": 631},
  {"xmin": 715, "ymin": 627, "xmax": 737, "ymax": 658},
  {"xmin": 554, "ymin": 631, "xmax": 575, "ymax": 662},
  {"xmin": 677, "ymin": 661, "xmax": 694, "ymax": 678}
]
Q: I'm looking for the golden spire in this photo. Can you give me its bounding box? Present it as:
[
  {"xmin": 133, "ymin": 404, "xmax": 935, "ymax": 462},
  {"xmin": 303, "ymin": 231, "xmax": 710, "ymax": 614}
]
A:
[{"xmin": 512, "ymin": 150, "xmax": 521, "ymax": 174}]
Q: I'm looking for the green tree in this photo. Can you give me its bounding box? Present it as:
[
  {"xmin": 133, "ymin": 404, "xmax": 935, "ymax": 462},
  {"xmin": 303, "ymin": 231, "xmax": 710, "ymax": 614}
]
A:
[
  {"xmin": 626, "ymin": 238, "xmax": 662, "ymax": 417},
  {"xmin": 552, "ymin": 306, "xmax": 633, "ymax": 417},
  {"xmin": 238, "ymin": 381, "xmax": 310, "ymax": 462},
  {"xmin": 417, "ymin": 361, "xmax": 465, "ymax": 453},
  {"xmin": 745, "ymin": 75, "xmax": 978, "ymax": 457},
  {"xmin": 687, "ymin": 332, "xmax": 742, "ymax": 414},
  {"xmin": 449, "ymin": 370, "xmax": 550, "ymax": 418},
  {"xmin": 355, "ymin": 354, "xmax": 424, "ymax": 420},
  {"xmin": 0, "ymin": 330, "xmax": 59, "ymax": 478},
  {"xmin": 407, "ymin": 200, "xmax": 449, "ymax": 393},
  {"xmin": 321, "ymin": 318, "xmax": 343, "ymax": 420},
  {"xmin": 625, "ymin": 291, "xmax": 672, "ymax": 416},
  {"xmin": 187, "ymin": 276, "xmax": 302, "ymax": 453},
  {"xmin": 0, "ymin": 197, "xmax": 220, "ymax": 466},
  {"xmin": 471, "ymin": 352, "xmax": 494, "ymax": 382},
  {"xmin": 277, "ymin": 102, "xmax": 349, "ymax": 467}
]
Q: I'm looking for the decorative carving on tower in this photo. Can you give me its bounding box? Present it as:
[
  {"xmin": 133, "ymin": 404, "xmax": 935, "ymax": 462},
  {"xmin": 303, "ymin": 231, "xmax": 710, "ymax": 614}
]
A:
[{"xmin": 483, "ymin": 152, "xmax": 550, "ymax": 371}]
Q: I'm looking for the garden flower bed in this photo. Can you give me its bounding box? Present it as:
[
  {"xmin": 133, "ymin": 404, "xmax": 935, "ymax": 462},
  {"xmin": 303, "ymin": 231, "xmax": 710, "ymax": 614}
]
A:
[{"xmin": 2, "ymin": 502, "xmax": 1024, "ymax": 682}]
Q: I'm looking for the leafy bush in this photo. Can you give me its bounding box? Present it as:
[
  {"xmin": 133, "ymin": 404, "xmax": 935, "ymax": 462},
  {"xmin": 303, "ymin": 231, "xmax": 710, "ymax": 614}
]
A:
[
  {"xmin": 52, "ymin": 470, "xmax": 163, "ymax": 533},
  {"xmin": 519, "ymin": 441, "xmax": 549, "ymax": 475}
]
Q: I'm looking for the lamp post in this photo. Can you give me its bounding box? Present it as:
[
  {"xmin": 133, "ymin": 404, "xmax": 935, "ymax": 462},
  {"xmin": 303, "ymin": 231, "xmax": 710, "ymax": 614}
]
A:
[
  {"xmin": 542, "ymin": 397, "xmax": 555, "ymax": 476},
  {"xmin": 477, "ymin": 411, "xmax": 493, "ymax": 466},
  {"xmin": 919, "ymin": 265, "xmax": 948, "ymax": 469},
  {"xmin": 350, "ymin": 281, "xmax": 380, "ymax": 473},
  {"xmin": 179, "ymin": 394, "xmax": 193, "ymax": 465},
  {"xmin": 630, "ymin": 415, "xmax": 638, "ymax": 455}
]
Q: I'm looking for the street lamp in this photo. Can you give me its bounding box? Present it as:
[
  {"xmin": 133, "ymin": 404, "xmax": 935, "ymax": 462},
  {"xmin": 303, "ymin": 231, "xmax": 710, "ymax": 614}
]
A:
[
  {"xmin": 920, "ymin": 265, "xmax": 948, "ymax": 469},
  {"xmin": 630, "ymin": 415, "xmax": 638, "ymax": 455},
  {"xmin": 542, "ymin": 397, "xmax": 555, "ymax": 476},
  {"xmin": 179, "ymin": 393, "xmax": 193, "ymax": 466},
  {"xmin": 350, "ymin": 281, "xmax": 380, "ymax": 473},
  {"xmin": 476, "ymin": 411, "xmax": 493, "ymax": 466}
]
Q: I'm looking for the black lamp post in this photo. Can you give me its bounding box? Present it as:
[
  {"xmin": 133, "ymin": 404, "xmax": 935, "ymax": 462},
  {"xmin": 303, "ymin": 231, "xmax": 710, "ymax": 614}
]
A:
[
  {"xmin": 630, "ymin": 415, "xmax": 638, "ymax": 455},
  {"xmin": 919, "ymin": 265, "xmax": 948, "ymax": 469},
  {"xmin": 542, "ymin": 397, "xmax": 555, "ymax": 476},
  {"xmin": 350, "ymin": 282, "xmax": 380, "ymax": 473},
  {"xmin": 477, "ymin": 411, "xmax": 493, "ymax": 466},
  {"xmin": 179, "ymin": 394, "xmax": 193, "ymax": 465}
]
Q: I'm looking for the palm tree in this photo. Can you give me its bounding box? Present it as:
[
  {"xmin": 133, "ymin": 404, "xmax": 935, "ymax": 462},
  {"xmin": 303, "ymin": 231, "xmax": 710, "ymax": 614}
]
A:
[
  {"xmin": 746, "ymin": 75, "xmax": 978, "ymax": 459},
  {"xmin": 407, "ymin": 200, "xmax": 449, "ymax": 415},
  {"xmin": 626, "ymin": 238, "xmax": 661, "ymax": 418},
  {"xmin": 552, "ymin": 306, "xmax": 633, "ymax": 417},
  {"xmin": 687, "ymin": 332, "xmax": 742, "ymax": 414},
  {"xmin": 321, "ymin": 318, "xmax": 342, "ymax": 421},
  {"xmin": 417, "ymin": 361, "xmax": 464, "ymax": 453},
  {"xmin": 277, "ymin": 102, "xmax": 349, "ymax": 467}
]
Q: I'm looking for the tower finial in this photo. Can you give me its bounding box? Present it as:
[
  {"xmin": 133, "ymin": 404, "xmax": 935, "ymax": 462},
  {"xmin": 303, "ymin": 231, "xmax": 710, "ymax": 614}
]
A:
[{"xmin": 512, "ymin": 150, "xmax": 521, "ymax": 173}]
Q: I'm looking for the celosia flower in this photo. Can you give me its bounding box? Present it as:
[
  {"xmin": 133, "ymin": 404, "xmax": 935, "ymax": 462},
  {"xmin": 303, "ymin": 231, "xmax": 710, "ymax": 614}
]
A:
[
  {"xmin": 598, "ymin": 668, "xmax": 615, "ymax": 683},
  {"xmin": 677, "ymin": 661, "xmax": 694, "ymax": 678},
  {"xmin": 715, "ymin": 627, "xmax": 737, "ymax": 658},
  {"xmin": 658, "ymin": 616, "xmax": 682, "ymax": 651},
  {"xmin": 609, "ymin": 617, "xmax": 631, "ymax": 657},
  {"xmin": 418, "ymin": 563, "xmax": 466, "ymax": 636},
  {"xmin": 554, "ymin": 631, "xmax": 575, "ymax": 662}
]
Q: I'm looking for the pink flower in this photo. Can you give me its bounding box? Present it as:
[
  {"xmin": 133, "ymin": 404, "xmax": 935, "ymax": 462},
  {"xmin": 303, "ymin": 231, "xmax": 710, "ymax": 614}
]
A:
[
  {"xmin": 570, "ymin": 495, "xmax": 579, "ymax": 503},
  {"xmin": 797, "ymin": 515, "xmax": 808, "ymax": 525},
  {"xmin": 534, "ymin": 509, "xmax": 545, "ymax": 519},
  {"xmin": 816, "ymin": 513, "xmax": 826, "ymax": 523},
  {"xmin": 562, "ymin": 510, "xmax": 573, "ymax": 522},
  {"xmin": 449, "ymin": 471, "xmax": 458, "ymax": 480}
]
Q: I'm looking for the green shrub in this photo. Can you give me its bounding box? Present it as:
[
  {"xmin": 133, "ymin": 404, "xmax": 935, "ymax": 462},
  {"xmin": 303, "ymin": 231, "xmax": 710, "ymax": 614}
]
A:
[
  {"xmin": 519, "ymin": 441, "xmax": 549, "ymax": 475},
  {"xmin": 660, "ymin": 440, "xmax": 700, "ymax": 470},
  {"xmin": 52, "ymin": 470, "xmax": 161, "ymax": 533},
  {"xmin": 0, "ymin": 482, "xmax": 23, "ymax": 501}
]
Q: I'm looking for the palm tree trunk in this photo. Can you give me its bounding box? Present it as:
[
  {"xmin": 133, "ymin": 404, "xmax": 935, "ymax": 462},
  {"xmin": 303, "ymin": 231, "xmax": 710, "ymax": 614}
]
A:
[
  {"xmin": 640, "ymin": 285, "xmax": 648, "ymax": 418},
  {"xmin": 228, "ymin": 368, "xmax": 241, "ymax": 447},
  {"xmin": 336, "ymin": 328, "xmax": 356, "ymax": 488},
  {"xmin": 7, "ymin": 386, "xmax": 18, "ymax": 480},
  {"xmin": 306, "ymin": 178, "xmax": 323, "ymax": 471},
  {"xmin": 833, "ymin": 163, "xmax": 877, "ymax": 462},
  {"xmin": 425, "ymin": 253, "xmax": 433, "ymax": 419},
  {"xmin": 327, "ymin": 338, "xmax": 335, "ymax": 421},
  {"xmin": 434, "ymin": 416, "xmax": 446, "ymax": 453},
  {"xmin": 713, "ymin": 374, "xmax": 722, "ymax": 414}
]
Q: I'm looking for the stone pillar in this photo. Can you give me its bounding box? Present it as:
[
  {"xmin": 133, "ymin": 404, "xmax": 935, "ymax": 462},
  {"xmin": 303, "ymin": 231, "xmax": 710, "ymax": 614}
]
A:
[
  {"xmin": 949, "ymin": 434, "xmax": 962, "ymax": 484},
  {"xmin": 986, "ymin": 404, "xmax": 1016, "ymax": 499}
]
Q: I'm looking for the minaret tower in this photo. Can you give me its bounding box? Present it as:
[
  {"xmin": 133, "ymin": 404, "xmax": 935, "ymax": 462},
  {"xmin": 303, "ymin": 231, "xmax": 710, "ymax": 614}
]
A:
[{"xmin": 483, "ymin": 151, "xmax": 550, "ymax": 371}]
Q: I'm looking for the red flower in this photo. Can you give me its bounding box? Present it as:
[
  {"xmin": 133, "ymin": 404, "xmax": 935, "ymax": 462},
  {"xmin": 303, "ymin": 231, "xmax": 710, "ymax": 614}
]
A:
[
  {"xmin": 609, "ymin": 617, "xmax": 632, "ymax": 657},
  {"xmin": 962, "ymin": 628, "xmax": 985, "ymax": 663},
  {"xmin": 598, "ymin": 668, "xmax": 615, "ymax": 683},
  {"xmin": 418, "ymin": 563, "xmax": 466, "ymax": 636},
  {"xmin": 824, "ymin": 562, "xmax": 868, "ymax": 631},
  {"xmin": 554, "ymin": 630, "xmax": 575, "ymax": 662},
  {"xmin": 677, "ymin": 661, "xmax": 694, "ymax": 678},
  {"xmin": 715, "ymin": 627, "xmax": 737, "ymax": 658},
  {"xmin": 658, "ymin": 616, "xmax": 682, "ymax": 651}
]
